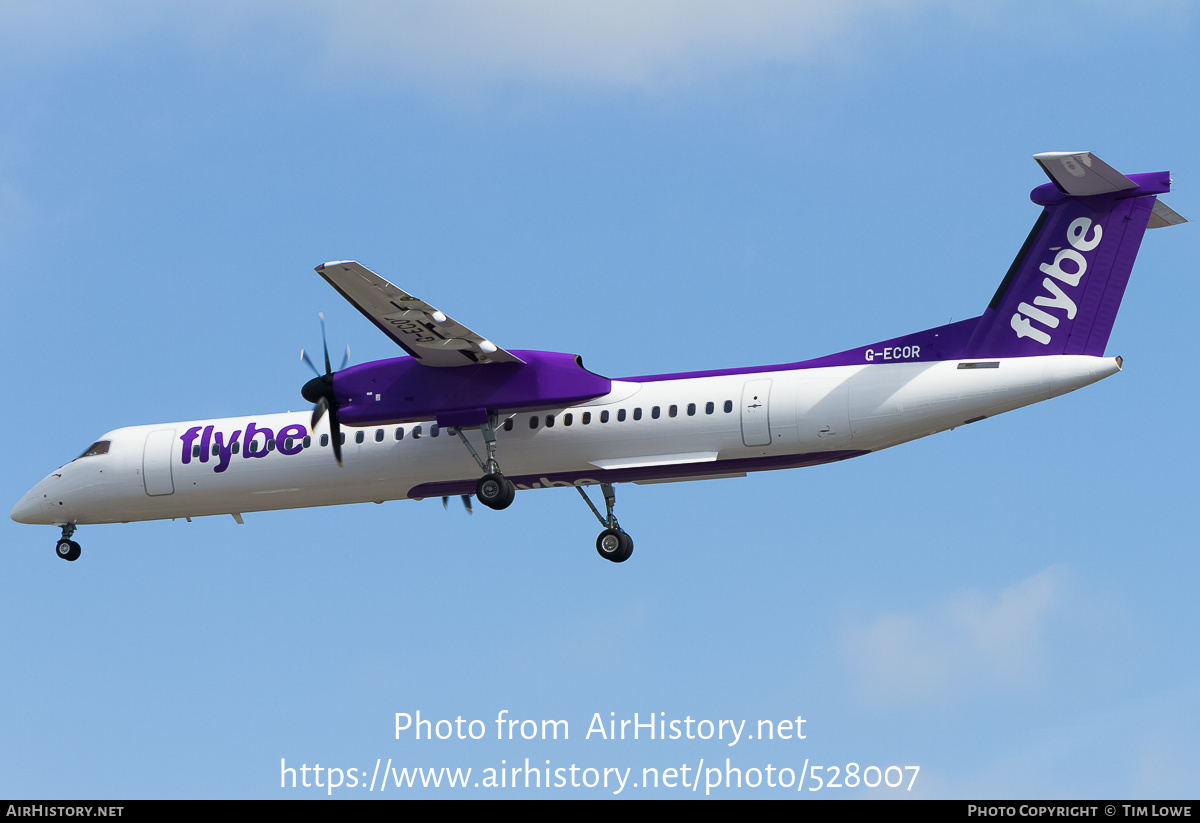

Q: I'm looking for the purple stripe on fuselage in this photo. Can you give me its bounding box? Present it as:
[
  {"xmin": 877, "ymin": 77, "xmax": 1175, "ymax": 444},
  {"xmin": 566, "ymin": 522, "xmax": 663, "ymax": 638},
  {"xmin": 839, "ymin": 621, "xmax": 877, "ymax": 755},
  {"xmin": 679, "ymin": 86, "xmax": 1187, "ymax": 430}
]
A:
[{"xmin": 407, "ymin": 449, "xmax": 870, "ymax": 498}]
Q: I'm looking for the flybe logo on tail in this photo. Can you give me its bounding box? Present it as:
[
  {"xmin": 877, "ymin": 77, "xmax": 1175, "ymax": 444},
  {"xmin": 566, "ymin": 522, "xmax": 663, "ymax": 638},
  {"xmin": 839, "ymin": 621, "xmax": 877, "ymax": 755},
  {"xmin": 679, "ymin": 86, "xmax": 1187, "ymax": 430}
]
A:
[{"xmin": 1010, "ymin": 217, "xmax": 1102, "ymax": 345}]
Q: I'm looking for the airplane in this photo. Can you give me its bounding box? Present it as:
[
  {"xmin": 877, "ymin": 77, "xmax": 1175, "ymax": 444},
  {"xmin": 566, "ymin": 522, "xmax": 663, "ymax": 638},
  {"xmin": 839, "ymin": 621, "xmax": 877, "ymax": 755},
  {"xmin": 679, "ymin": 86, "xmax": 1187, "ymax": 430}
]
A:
[{"xmin": 11, "ymin": 152, "xmax": 1186, "ymax": 563}]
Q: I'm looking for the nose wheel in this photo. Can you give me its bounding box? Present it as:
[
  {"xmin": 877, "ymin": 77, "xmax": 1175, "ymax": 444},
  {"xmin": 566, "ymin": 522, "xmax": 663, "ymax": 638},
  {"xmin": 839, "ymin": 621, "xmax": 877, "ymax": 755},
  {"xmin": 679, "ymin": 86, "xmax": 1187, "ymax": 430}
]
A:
[{"xmin": 55, "ymin": 524, "xmax": 81, "ymax": 562}]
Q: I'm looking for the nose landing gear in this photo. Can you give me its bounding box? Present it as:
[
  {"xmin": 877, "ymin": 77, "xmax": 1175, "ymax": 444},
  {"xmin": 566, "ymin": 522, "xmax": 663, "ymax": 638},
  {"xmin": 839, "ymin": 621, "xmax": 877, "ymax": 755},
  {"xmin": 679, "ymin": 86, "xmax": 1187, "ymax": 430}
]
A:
[{"xmin": 55, "ymin": 524, "xmax": 81, "ymax": 562}]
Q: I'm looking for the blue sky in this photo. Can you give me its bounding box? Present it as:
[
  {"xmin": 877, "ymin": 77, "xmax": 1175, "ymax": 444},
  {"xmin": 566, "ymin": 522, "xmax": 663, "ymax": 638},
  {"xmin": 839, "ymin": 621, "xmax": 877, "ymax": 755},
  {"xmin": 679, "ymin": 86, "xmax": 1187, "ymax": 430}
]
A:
[{"xmin": 2, "ymin": 1, "xmax": 1197, "ymax": 799}]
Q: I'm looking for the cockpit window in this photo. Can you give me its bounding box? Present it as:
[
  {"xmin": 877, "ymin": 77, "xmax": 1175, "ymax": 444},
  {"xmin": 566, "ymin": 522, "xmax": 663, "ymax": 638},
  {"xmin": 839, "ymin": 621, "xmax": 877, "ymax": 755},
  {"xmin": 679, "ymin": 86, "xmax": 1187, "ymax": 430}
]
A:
[{"xmin": 76, "ymin": 440, "xmax": 111, "ymax": 459}]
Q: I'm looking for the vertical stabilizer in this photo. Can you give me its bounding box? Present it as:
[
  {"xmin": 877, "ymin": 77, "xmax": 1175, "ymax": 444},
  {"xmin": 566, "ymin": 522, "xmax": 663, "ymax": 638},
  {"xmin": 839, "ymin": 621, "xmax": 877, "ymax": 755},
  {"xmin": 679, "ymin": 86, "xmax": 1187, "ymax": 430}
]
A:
[{"xmin": 963, "ymin": 153, "xmax": 1181, "ymax": 359}]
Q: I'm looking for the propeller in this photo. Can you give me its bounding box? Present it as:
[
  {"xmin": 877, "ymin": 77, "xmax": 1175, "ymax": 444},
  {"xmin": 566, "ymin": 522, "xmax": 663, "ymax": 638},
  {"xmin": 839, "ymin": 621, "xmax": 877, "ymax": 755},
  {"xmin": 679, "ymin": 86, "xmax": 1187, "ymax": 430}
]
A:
[
  {"xmin": 301, "ymin": 312, "xmax": 350, "ymax": 466},
  {"xmin": 443, "ymin": 494, "xmax": 473, "ymax": 514}
]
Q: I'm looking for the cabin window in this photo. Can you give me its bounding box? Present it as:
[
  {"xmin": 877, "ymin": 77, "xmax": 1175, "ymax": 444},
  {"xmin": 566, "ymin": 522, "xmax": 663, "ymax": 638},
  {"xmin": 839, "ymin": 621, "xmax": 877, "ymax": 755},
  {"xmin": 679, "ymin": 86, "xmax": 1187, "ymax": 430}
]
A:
[
  {"xmin": 431, "ymin": 425, "xmax": 440, "ymax": 438},
  {"xmin": 192, "ymin": 445, "xmax": 201, "ymax": 458},
  {"xmin": 564, "ymin": 413, "xmax": 573, "ymax": 427},
  {"xmin": 687, "ymin": 403, "xmax": 696, "ymax": 416},
  {"xmin": 582, "ymin": 412, "xmax": 591, "ymax": 425},
  {"xmin": 338, "ymin": 433, "xmax": 345, "ymax": 446},
  {"xmin": 232, "ymin": 442, "xmax": 240, "ymax": 454},
  {"xmin": 724, "ymin": 400, "xmax": 733, "ymax": 413},
  {"xmin": 77, "ymin": 440, "xmax": 111, "ymax": 460},
  {"xmin": 669, "ymin": 405, "xmax": 678, "ymax": 418},
  {"xmin": 412, "ymin": 425, "xmax": 422, "ymax": 440},
  {"xmin": 633, "ymin": 408, "xmax": 642, "ymax": 421},
  {"xmin": 617, "ymin": 408, "xmax": 626, "ymax": 422},
  {"xmin": 303, "ymin": 435, "xmax": 311, "ymax": 448},
  {"xmin": 545, "ymin": 415, "xmax": 555, "ymax": 428},
  {"xmin": 651, "ymin": 406, "xmax": 660, "ymax": 419},
  {"xmin": 503, "ymin": 418, "xmax": 514, "ymax": 432},
  {"xmin": 355, "ymin": 431, "xmax": 365, "ymax": 444},
  {"xmin": 320, "ymin": 434, "xmax": 329, "ymax": 448},
  {"xmin": 706, "ymin": 401, "xmax": 714, "ymax": 414},
  {"xmin": 283, "ymin": 438, "xmax": 293, "ymax": 451},
  {"xmin": 529, "ymin": 416, "xmax": 539, "ymax": 429},
  {"xmin": 395, "ymin": 427, "xmax": 404, "ymax": 441},
  {"xmin": 375, "ymin": 429, "xmax": 384, "ymax": 442},
  {"xmin": 212, "ymin": 443, "xmax": 219, "ymax": 456},
  {"xmin": 600, "ymin": 410, "xmax": 609, "ymax": 423},
  {"xmin": 267, "ymin": 439, "xmax": 275, "ymax": 452}
]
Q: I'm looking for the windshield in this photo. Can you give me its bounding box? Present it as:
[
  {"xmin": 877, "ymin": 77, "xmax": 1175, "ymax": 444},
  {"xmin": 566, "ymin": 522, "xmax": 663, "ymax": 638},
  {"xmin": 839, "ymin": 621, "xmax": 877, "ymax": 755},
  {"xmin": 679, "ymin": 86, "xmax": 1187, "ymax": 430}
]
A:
[{"xmin": 76, "ymin": 440, "xmax": 111, "ymax": 460}]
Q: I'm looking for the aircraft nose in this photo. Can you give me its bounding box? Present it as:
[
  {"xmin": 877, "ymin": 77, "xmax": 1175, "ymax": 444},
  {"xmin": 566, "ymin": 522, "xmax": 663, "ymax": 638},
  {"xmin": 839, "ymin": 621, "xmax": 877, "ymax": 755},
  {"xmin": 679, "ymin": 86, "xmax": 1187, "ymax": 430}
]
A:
[{"xmin": 10, "ymin": 489, "xmax": 46, "ymax": 525}]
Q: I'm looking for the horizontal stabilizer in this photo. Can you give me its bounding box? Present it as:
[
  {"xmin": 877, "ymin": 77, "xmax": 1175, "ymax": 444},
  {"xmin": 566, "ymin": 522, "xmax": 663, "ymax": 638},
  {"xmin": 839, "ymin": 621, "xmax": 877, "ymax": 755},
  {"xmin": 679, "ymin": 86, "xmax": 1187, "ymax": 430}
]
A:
[
  {"xmin": 1148, "ymin": 199, "xmax": 1187, "ymax": 229},
  {"xmin": 1034, "ymin": 151, "xmax": 1138, "ymax": 196}
]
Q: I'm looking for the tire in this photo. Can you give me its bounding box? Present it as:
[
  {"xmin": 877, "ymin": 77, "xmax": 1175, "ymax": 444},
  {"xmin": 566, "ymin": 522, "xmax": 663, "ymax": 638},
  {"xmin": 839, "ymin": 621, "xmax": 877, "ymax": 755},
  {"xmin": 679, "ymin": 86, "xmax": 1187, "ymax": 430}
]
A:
[
  {"xmin": 476, "ymin": 473, "xmax": 514, "ymax": 510},
  {"xmin": 56, "ymin": 539, "xmax": 81, "ymax": 562},
  {"xmin": 596, "ymin": 529, "xmax": 632, "ymax": 563}
]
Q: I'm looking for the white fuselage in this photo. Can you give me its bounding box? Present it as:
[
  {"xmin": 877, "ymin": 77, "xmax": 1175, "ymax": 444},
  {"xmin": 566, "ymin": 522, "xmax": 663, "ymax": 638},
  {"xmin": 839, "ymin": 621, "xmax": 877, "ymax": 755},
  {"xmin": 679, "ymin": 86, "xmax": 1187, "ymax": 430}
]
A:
[{"xmin": 11, "ymin": 355, "xmax": 1119, "ymax": 527}]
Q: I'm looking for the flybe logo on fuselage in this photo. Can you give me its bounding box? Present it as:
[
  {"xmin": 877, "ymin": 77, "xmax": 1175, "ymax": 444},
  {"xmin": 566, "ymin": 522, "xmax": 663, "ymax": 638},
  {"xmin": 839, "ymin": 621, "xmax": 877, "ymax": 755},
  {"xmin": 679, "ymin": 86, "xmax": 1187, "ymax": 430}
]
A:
[
  {"xmin": 179, "ymin": 422, "xmax": 308, "ymax": 473},
  {"xmin": 1010, "ymin": 216, "xmax": 1102, "ymax": 345}
]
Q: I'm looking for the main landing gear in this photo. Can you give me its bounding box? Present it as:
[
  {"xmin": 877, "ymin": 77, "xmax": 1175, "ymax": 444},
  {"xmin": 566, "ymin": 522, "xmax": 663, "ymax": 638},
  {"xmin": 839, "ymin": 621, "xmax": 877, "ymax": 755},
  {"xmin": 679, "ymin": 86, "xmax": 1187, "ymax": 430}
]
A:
[
  {"xmin": 577, "ymin": 483, "xmax": 633, "ymax": 563},
  {"xmin": 55, "ymin": 523, "xmax": 81, "ymax": 562},
  {"xmin": 455, "ymin": 415, "xmax": 516, "ymax": 511}
]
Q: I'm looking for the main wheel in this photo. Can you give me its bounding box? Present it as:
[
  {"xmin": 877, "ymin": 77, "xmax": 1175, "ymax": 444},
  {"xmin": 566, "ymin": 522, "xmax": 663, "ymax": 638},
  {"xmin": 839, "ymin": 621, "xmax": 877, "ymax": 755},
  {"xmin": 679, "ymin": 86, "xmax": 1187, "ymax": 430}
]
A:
[
  {"xmin": 596, "ymin": 529, "xmax": 633, "ymax": 563},
  {"xmin": 476, "ymin": 473, "xmax": 515, "ymax": 510},
  {"xmin": 56, "ymin": 539, "xmax": 81, "ymax": 562}
]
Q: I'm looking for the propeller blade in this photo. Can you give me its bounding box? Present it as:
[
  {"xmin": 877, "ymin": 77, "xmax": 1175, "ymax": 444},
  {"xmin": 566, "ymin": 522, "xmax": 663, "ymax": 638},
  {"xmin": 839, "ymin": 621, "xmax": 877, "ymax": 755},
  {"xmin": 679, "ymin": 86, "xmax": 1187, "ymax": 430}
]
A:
[
  {"xmin": 311, "ymin": 396, "xmax": 328, "ymax": 432},
  {"xmin": 442, "ymin": 495, "xmax": 474, "ymax": 514},
  {"xmin": 301, "ymin": 349, "xmax": 320, "ymax": 377},
  {"xmin": 329, "ymin": 407, "xmax": 343, "ymax": 467},
  {"xmin": 340, "ymin": 344, "xmax": 350, "ymax": 372},
  {"xmin": 319, "ymin": 312, "xmax": 332, "ymax": 375}
]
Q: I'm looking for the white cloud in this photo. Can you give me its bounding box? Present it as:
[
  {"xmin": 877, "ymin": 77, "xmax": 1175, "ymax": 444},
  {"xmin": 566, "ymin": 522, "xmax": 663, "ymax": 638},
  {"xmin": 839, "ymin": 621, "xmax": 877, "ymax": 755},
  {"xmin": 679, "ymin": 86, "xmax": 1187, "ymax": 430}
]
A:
[
  {"xmin": 4, "ymin": 1, "xmax": 1187, "ymax": 92},
  {"xmin": 842, "ymin": 566, "xmax": 1081, "ymax": 704},
  {"xmin": 0, "ymin": 1, "xmax": 943, "ymax": 90},
  {"xmin": 306, "ymin": 0, "xmax": 932, "ymax": 90}
]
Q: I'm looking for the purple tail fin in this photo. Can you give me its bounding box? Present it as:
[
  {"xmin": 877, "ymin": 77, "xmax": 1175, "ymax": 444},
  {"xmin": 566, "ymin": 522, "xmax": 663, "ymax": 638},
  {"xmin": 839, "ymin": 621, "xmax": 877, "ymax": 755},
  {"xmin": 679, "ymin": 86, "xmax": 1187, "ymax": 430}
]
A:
[{"xmin": 962, "ymin": 153, "xmax": 1180, "ymax": 359}]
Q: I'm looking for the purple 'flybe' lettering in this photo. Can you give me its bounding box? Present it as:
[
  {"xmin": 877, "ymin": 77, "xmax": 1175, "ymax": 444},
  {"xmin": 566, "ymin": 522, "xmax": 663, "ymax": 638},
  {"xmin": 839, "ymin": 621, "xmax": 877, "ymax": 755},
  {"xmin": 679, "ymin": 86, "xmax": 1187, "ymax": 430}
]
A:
[
  {"xmin": 180, "ymin": 422, "xmax": 309, "ymax": 473},
  {"xmin": 212, "ymin": 429, "xmax": 241, "ymax": 473},
  {"xmin": 277, "ymin": 424, "xmax": 306, "ymax": 455},
  {"xmin": 243, "ymin": 422, "xmax": 274, "ymax": 459},
  {"xmin": 180, "ymin": 427, "xmax": 202, "ymax": 465}
]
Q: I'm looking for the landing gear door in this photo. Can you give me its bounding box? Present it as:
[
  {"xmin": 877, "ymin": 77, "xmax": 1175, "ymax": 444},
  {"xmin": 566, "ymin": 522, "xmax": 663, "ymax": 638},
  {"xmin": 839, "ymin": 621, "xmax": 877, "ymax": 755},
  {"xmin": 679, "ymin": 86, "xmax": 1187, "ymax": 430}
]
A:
[
  {"xmin": 740, "ymin": 379, "xmax": 772, "ymax": 447},
  {"xmin": 143, "ymin": 429, "xmax": 176, "ymax": 496}
]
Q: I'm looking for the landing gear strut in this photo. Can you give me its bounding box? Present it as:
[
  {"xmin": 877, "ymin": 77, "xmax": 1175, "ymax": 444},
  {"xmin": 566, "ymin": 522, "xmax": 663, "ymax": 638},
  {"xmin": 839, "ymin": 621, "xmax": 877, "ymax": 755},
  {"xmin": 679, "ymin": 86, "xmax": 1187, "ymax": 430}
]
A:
[
  {"xmin": 55, "ymin": 523, "xmax": 81, "ymax": 562},
  {"xmin": 456, "ymin": 415, "xmax": 516, "ymax": 511},
  {"xmin": 577, "ymin": 483, "xmax": 633, "ymax": 563}
]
